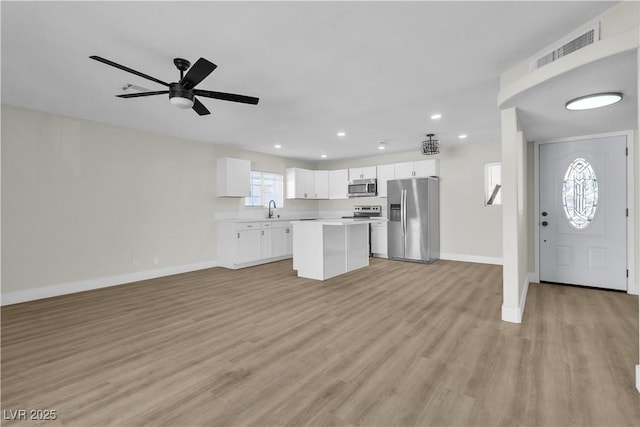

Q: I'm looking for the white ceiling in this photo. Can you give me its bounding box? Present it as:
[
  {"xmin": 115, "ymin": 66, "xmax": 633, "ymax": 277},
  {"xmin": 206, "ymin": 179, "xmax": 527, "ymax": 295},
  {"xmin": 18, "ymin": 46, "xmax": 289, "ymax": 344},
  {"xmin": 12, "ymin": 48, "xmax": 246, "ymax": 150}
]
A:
[
  {"xmin": 1, "ymin": 1, "xmax": 622, "ymax": 161},
  {"xmin": 501, "ymin": 49, "xmax": 637, "ymax": 142}
]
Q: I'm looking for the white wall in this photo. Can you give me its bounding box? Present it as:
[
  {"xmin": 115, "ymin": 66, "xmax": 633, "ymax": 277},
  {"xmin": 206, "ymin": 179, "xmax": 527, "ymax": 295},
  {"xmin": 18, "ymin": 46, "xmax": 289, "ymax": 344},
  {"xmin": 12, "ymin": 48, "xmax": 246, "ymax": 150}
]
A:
[
  {"xmin": 501, "ymin": 108, "xmax": 529, "ymax": 324},
  {"xmin": 2, "ymin": 105, "xmax": 504, "ymax": 304},
  {"xmin": 637, "ymin": 8, "xmax": 640, "ymax": 391},
  {"xmin": 1, "ymin": 105, "xmax": 317, "ymax": 302},
  {"xmin": 317, "ymin": 141, "xmax": 503, "ymax": 263}
]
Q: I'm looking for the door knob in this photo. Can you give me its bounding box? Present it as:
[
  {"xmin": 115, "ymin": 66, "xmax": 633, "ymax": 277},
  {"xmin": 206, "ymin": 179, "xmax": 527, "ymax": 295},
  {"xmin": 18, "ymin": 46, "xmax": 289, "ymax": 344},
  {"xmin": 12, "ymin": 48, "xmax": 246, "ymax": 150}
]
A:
[{"xmin": 541, "ymin": 221, "xmax": 549, "ymax": 226}]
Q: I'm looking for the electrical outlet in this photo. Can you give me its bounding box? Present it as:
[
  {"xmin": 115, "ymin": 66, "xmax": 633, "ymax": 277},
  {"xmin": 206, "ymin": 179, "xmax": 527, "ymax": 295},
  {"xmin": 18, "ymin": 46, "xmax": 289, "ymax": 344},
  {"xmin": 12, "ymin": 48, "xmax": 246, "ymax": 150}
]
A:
[{"xmin": 132, "ymin": 258, "xmax": 139, "ymax": 269}]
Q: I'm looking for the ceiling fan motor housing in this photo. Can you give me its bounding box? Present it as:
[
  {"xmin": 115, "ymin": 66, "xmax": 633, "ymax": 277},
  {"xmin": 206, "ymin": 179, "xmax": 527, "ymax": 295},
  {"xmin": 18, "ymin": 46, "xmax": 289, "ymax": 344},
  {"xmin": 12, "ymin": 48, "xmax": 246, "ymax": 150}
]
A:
[{"xmin": 169, "ymin": 82, "xmax": 194, "ymax": 108}]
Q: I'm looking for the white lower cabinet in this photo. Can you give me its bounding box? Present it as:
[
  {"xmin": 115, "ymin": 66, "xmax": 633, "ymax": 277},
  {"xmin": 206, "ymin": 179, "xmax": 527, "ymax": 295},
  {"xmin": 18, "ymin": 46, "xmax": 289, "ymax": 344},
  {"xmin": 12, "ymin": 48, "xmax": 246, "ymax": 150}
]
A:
[
  {"xmin": 370, "ymin": 220, "xmax": 388, "ymax": 258},
  {"xmin": 270, "ymin": 227, "xmax": 286, "ymax": 258},
  {"xmin": 219, "ymin": 220, "xmax": 293, "ymax": 269},
  {"xmin": 261, "ymin": 229, "xmax": 273, "ymax": 259},
  {"xmin": 237, "ymin": 229, "xmax": 262, "ymax": 264},
  {"xmin": 285, "ymin": 227, "xmax": 293, "ymax": 255}
]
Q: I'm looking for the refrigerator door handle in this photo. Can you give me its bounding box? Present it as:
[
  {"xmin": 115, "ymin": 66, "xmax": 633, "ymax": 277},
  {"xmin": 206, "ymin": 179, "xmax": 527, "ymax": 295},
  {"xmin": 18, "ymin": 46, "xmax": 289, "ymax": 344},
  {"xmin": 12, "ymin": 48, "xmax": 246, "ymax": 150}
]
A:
[
  {"xmin": 401, "ymin": 189, "xmax": 407, "ymax": 236},
  {"xmin": 400, "ymin": 189, "xmax": 403, "ymax": 236}
]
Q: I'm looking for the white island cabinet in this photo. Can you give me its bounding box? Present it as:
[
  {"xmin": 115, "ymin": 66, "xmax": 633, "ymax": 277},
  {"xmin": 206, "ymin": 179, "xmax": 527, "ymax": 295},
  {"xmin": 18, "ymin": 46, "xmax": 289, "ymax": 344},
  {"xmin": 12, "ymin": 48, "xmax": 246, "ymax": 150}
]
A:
[{"xmin": 292, "ymin": 219, "xmax": 375, "ymax": 281}]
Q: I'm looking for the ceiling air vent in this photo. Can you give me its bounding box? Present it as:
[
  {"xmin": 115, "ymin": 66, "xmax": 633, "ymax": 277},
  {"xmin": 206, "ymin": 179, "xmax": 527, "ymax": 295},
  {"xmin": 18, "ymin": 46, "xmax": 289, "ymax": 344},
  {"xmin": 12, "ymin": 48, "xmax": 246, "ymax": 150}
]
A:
[
  {"xmin": 529, "ymin": 23, "xmax": 600, "ymax": 71},
  {"xmin": 121, "ymin": 83, "xmax": 150, "ymax": 92}
]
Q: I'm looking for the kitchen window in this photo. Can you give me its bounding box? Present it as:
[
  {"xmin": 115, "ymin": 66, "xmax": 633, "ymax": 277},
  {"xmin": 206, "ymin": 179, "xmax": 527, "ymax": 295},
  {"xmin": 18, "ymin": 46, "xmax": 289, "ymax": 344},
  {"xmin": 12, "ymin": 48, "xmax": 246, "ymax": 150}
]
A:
[
  {"xmin": 485, "ymin": 162, "xmax": 502, "ymax": 206},
  {"xmin": 245, "ymin": 171, "xmax": 284, "ymax": 207}
]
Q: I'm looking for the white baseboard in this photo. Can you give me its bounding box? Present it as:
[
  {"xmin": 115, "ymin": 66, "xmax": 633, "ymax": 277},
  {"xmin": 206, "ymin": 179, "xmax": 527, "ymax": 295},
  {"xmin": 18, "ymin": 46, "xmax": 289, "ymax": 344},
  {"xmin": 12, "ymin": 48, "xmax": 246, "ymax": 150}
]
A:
[
  {"xmin": 219, "ymin": 255, "xmax": 292, "ymax": 270},
  {"xmin": 1, "ymin": 260, "xmax": 220, "ymax": 306},
  {"xmin": 636, "ymin": 365, "xmax": 640, "ymax": 394},
  {"xmin": 501, "ymin": 273, "xmax": 532, "ymax": 324},
  {"xmin": 628, "ymin": 280, "xmax": 639, "ymax": 295},
  {"xmin": 440, "ymin": 253, "xmax": 503, "ymax": 265}
]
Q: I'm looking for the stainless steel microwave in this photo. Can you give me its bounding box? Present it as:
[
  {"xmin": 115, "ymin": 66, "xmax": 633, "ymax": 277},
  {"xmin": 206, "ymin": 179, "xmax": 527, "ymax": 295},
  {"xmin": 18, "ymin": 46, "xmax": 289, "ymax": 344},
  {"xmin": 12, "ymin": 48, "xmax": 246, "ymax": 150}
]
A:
[{"xmin": 348, "ymin": 178, "xmax": 377, "ymax": 197}]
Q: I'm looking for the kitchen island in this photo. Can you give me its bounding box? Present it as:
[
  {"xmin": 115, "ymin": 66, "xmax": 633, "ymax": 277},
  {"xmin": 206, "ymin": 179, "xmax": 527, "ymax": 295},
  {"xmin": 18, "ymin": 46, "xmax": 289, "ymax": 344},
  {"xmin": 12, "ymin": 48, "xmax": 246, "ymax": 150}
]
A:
[{"xmin": 292, "ymin": 218, "xmax": 383, "ymax": 280}]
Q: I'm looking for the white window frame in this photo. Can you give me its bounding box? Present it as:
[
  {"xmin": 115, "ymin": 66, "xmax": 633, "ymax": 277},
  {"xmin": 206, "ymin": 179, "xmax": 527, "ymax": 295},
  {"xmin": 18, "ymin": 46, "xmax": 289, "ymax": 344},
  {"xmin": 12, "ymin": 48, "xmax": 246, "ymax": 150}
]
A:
[
  {"xmin": 484, "ymin": 162, "xmax": 502, "ymax": 206},
  {"xmin": 245, "ymin": 171, "xmax": 284, "ymax": 208}
]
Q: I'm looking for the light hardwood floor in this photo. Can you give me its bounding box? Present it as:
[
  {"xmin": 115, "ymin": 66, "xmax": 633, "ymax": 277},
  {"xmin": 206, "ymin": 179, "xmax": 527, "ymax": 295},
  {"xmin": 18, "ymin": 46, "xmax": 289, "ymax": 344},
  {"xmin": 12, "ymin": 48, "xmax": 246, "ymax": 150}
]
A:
[{"xmin": 2, "ymin": 258, "xmax": 638, "ymax": 426}]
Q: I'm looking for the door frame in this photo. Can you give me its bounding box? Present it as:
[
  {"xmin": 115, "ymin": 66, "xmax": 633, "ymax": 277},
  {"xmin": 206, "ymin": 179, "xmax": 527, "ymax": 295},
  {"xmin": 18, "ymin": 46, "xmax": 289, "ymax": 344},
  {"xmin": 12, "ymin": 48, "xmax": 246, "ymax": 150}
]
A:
[{"xmin": 533, "ymin": 130, "xmax": 637, "ymax": 295}]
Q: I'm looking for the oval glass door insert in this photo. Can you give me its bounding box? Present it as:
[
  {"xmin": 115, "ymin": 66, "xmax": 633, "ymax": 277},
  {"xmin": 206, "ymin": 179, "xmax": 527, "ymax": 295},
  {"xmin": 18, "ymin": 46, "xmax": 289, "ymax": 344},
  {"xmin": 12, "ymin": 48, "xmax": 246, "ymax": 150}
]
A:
[{"xmin": 562, "ymin": 158, "xmax": 598, "ymax": 229}]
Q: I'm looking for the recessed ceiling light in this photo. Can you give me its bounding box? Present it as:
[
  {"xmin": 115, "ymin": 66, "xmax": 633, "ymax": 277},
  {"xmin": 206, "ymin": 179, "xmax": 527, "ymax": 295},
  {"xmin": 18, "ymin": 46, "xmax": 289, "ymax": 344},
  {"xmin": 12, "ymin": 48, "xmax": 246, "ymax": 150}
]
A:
[
  {"xmin": 430, "ymin": 113, "xmax": 442, "ymax": 120},
  {"xmin": 565, "ymin": 92, "xmax": 623, "ymax": 110},
  {"xmin": 378, "ymin": 146, "xmax": 386, "ymax": 150},
  {"xmin": 274, "ymin": 144, "xmax": 282, "ymax": 149},
  {"xmin": 458, "ymin": 134, "xmax": 468, "ymax": 139},
  {"xmin": 337, "ymin": 131, "xmax": 346, "ymax": 137},
  {"xmin": 321, "ymin": 154, "xmax": 327, "ymax": 158}
]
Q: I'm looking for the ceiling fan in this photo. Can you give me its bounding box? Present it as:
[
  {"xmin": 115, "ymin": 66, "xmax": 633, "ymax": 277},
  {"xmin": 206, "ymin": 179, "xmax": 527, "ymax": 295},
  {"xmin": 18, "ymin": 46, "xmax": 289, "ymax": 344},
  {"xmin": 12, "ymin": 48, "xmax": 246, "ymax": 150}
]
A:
[{"xmin": 90, "ymin": 56, "xmax": 259, "ymax": 116}]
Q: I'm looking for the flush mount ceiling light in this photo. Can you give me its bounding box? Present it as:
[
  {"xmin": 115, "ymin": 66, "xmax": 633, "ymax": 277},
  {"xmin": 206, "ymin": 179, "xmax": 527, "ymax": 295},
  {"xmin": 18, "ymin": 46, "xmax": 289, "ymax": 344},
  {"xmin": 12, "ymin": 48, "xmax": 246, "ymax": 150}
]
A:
[
  {"xmin": 378, "ymin": 142, "xmax": 386, "ymax": 150},
  {"xmin": 422, "ymin": 133, "xmax": 439, "ymax": 155},
  {"xmin": 565, "ymin": 92, "xmax": 623, "ymax": 110},
  {"xmin": 274, "ymin": 144, "xmax": 282, "ymax": 149},
  {"xmin": 458, "ymin": 134, "xmax": 468, "ymax": 140},
  {"xmin": 430, "ymin": 113, "xmax": 442, "ymax": 120},
  {"xmin": 337, "ymin": 131, "xmax": 346, "ymax": 137},
  {"xmin": 321, "ymin": 154, "xmax": 327, "ymax": 158}
]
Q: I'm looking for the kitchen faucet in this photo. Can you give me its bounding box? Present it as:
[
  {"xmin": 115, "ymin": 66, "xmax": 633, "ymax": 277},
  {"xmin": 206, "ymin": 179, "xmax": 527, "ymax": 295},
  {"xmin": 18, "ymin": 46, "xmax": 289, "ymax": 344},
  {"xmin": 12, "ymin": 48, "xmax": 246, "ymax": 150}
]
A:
[{"xmin": 268, "ymin": 200, "xmax": 277, "ymax": 218}]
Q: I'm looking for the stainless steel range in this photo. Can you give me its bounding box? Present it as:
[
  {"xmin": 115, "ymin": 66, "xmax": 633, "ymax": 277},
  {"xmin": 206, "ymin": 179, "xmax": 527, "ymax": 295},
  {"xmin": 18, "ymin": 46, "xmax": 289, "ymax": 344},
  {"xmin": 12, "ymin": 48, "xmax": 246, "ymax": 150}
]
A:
[
  {"xmin": 342, "ymin": 205, "xmax": 382, "ymax": 219},
  {"xmin": 342, "ymin": 205, "xmax": 382, "ymax": 256}
]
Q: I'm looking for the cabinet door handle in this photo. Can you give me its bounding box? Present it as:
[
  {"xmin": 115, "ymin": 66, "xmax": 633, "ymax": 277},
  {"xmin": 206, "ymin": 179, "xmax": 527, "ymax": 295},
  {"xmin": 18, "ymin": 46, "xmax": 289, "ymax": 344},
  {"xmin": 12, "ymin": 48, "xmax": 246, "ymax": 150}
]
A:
[
  {"xmin": 261, "ymin": 230, "xmax": 264, "ymax": 236},
  {"xmin": 237, "ymin": 233, "xmax": 240, "ymax": 238}
]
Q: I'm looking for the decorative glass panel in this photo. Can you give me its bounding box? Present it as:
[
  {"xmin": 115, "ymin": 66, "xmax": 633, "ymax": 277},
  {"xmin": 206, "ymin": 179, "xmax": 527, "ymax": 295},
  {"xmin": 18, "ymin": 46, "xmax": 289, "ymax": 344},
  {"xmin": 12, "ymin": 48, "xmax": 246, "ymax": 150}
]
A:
[{"xmin": 562, "ymin": 158, "xmax": 598, "ymax": 229}]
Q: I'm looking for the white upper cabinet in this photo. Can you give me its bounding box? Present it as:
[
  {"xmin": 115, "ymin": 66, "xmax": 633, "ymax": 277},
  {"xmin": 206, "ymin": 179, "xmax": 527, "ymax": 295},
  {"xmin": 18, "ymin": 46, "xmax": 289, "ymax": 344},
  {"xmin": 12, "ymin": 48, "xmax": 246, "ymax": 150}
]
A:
[
  {"xmin": 394, "ymin": 159, "xmax": 439, "ymax": 179},
  {"xmin": 394, "ymin": 162, "xmax": 415, "ymax": 179},
  {"xmin": 329, "ymin": 169, "xmax": 349, "ymax": 199},
  {"xmin": 286, "ymin": 168, "xmax": 315, "ymax": 199},
  {"xmin": 376, "ymin": 164, "xmax": 395, "ymax": 198},
  {"xmin": 348, "ymin": 166, "xmax": 377, "ymax": 180},
  {"xmin": 413, "ymin": 159, "xmax": 440, "ymax": 177},
  {"xmin": 217, "ymin": 157, "xmax": 251, "ymax": 197},
  {"xmin": 313, "ymin": 170, "xmax": 329, "ymax": 199}
]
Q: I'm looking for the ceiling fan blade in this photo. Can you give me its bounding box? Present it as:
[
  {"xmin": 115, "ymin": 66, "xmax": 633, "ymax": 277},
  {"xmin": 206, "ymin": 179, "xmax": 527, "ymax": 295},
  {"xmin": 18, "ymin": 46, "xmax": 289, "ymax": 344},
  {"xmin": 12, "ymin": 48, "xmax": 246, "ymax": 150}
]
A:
[
  {"xmin": 180, "ymin": 58, "xmax": 217, "ymax": 90},
  {"xmin": 90, "ymin": 56, "xmax": 170, "ymax": 87},
  {"xmin": 192, "ymin": 97, "xmax": 211, "ymax": 116},
  {"xmin": 194, "ymin": 89, "xmax": 259, "ymax": 105},
  {"xmin": 116, "ymin": 91, "xmax": 169, "ymax": 98}
]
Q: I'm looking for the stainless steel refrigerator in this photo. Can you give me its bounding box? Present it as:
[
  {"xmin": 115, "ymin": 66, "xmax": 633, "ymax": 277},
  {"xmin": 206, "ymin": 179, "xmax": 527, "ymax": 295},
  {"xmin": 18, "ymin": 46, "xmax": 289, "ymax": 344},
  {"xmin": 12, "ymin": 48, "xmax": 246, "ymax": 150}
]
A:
[{"xmin": 387, "ymin": 177, "xmax": 439, "ymax": 263}]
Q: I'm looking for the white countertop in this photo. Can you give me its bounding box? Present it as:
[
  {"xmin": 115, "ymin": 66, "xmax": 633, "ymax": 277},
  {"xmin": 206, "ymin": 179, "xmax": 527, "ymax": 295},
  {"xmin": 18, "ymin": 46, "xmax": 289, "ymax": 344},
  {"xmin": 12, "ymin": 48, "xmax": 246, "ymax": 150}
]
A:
[
  {"xmin": 221, "ymin": 216, "xmax": 387, "ymax": 224},
  {"xmin": 230, "ymin": 218, "xmax": 296, "ymax": 223},
  {"xmin": 291, "ymin": 218, "xmax": 387, "ymax": 226}
]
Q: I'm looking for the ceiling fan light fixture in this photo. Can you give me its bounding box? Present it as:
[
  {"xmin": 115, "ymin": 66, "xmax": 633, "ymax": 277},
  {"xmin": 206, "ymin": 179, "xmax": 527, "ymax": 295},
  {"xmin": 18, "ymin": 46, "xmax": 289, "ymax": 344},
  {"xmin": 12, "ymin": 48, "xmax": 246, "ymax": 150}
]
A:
[
  {"xmin": 565, "ymin": 92, "xmax": 623, "ymax": 110},
  {"xmin": 170, "ymin": 96, "xmax": 195, "ymax": 109}
]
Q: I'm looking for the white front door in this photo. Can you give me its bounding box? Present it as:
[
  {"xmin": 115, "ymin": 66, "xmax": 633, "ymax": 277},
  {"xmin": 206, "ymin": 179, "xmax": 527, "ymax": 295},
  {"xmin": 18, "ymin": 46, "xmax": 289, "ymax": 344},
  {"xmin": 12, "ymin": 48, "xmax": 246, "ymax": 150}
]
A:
[{"xmin": 539, "ymin": 136, "xmax": 627, "ymax": 290}]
